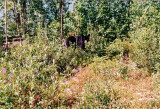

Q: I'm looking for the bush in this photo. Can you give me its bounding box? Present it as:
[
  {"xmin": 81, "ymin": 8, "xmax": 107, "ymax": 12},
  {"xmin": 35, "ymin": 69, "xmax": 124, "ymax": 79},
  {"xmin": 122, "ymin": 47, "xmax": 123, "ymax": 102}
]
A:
[
  {"xmin": 129, "ymin": 1, "xmax": 160, "ymax": 73},
  {"xmin": 0, "ymin": 36, "xmax": 92, "ymax": 108},
  {"xmin": 129, "ymin": 27, "xmax": 160, "ymax": 73},
  {"xmin": 54, "ymin": 46, "xmax": 92, "ymax": 74},
  {"xmin": 105, "ymin": 38, "xmax": 133, "ymax": 61},
  {"xmin": 0, "ymin": 36, "xmax": 59, "ymax": 108}
]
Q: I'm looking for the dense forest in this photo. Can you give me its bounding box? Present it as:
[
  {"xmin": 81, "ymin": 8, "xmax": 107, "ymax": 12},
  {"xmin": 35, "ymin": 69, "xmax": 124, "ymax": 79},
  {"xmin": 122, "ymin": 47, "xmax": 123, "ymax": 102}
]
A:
[{"xmin": 0, "ymin": 0, "xmax": 160, "ymax": 108}]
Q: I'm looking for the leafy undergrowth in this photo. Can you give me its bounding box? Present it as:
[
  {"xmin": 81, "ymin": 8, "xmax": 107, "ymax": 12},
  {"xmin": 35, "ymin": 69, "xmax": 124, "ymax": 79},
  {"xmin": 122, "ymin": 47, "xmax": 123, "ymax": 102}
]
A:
[
  {"xmin": 0, "ymin": 37, "xmax": 159, "ymax": 108},
  {"xmin": 0, "ymin": 37, "xmax": 93, "ymax": 108}
]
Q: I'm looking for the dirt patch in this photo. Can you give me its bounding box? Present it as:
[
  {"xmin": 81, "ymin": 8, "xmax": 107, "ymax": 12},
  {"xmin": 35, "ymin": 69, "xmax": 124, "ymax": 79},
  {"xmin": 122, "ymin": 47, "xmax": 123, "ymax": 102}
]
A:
[{"xmin": 60, "ymin": 67, "xmax": 94, "ymax": 96}]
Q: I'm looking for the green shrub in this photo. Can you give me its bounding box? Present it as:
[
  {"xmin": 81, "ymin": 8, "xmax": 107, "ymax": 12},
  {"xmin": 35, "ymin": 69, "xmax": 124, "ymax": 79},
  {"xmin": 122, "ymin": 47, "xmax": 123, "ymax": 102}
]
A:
[
  {"xmin": 0, "ymin": 36, "xmax": 59, "ymax": 108},
  {"xmin": 89, "ymin": 56, "xmax": 133, "ymax": 80},
  {"xmin": 129, "ymin": 27, "xmax": 160, "ymax": 73},
  {"xmin": 105, "ymin": 38, "xmax": 133, "ymax": 61},
  {"xmin": 129, "ymin": 1, "xmax": 160, "ymax": 73},
  {"xmin": 0, "ymin": 35, "xmax": 93, "ymax": 108},
  {"xmin": 54, "ymin": 47, "xmax": 92, "ymax": 74}
]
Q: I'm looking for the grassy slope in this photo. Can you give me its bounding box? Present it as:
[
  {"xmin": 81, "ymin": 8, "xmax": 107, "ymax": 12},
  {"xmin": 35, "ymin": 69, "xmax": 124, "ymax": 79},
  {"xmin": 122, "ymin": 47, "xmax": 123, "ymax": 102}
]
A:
[{"xmin": 59, "ymin": 63, "xmax": 160, "ymax": 108}]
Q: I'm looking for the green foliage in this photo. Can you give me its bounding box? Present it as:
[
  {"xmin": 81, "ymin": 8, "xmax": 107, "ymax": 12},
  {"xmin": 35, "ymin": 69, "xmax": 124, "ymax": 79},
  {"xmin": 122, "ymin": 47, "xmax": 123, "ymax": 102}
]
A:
[
  {"xmin": 129, "ymin": 28, "xmax": 160, "ymax": 73},
  {"xmin": 66, "ymin": 0, "xmax": 134, "ymax": 57},
  {"xmin": 71, "ymin": 0, "xmax": 132, "ymax": 38},
  {"xmin": 0, "ymin": 36, "xmax": 58, "ymax": 108},
  {"xmin": 0, "ymin": 35, "xmax": 92, "ymax": 108},
  {"xmin": 0, "ymin": 0, "xmax": 160, "ymax": 108},
  {"xmin": 129, "ymin": 1, "xmax": 160, "ymax": 73},
  {"xmin": 85, "ymin": 35, "xmax": 108, "ymax": 57},
  {"xmin": 0, "ymin": 35, "xmax": 3, "ymax": 47},
  {"xmin": 106, "ymin": 39, "xmax": 131, "ymax": 60},
  {"xmin": 54, "ymin": 46, "xmax": 92, "ymax": 74},
  {"xmin": 90, "ymin": 57, "xmax": 130, "ymax": 80},
  {"xmin": 0, "ymin": 0, "xmax": 70, "ymax": 37}
]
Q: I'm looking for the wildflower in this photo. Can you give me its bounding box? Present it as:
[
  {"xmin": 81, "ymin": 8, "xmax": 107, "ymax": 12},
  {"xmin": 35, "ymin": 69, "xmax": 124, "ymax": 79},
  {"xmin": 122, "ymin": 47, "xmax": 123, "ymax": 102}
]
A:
[
  {"xmin": 146, "ymin": 97, "xmax": 157, "ymax": 101},
  {"xmin": 53, "ymin": 59, "xmax": 55, "ymax": 63},
  {"xmin": 138, "ymin": 98, "xmax": 144, "ymax": 101},
  {"xmin": 153, "ymin": 106, "xmax": 158, "ymax": 109},
  {"xmin": 10, "ymin": 72, "xmax": 14, "ymax": 78},
  {"xmin": 10, "ymin": 92, "xmax": 12, "ymax": 96},
  {"xmin": 2, "ymin": 68, "xmax": 6, "ymax": 73},
  {"xmin": 136, "ymin": 92, "xmax": 141, "ymax": 95},
  {"xmin": 2, "ymin": 68, "xmax": 6, "ymax": 75}
]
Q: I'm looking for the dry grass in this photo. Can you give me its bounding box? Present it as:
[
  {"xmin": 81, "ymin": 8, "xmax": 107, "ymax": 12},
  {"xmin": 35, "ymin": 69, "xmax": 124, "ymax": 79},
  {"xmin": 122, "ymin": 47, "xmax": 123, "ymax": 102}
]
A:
[
  {"xmin": 115, "ymin": 77, "xmax": 159, "ymax": 108},
  {"xmin": 59, "ymin": 65, "xmax": 160, "ymax": 108},
  {"xmin": 59, "ymin": 67, "xmax": 94, "ymax": 97}
]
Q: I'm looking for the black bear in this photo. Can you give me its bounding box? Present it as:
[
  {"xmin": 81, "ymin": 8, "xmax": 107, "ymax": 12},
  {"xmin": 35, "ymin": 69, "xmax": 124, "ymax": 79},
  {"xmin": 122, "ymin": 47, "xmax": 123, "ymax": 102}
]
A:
[
  {"xmin": 65, "ymin": 36, "xmax": 76, "ymax": 49},
  {"xmin": 66, "ymin": 34, "xmax": 90, "ymax": 50}
]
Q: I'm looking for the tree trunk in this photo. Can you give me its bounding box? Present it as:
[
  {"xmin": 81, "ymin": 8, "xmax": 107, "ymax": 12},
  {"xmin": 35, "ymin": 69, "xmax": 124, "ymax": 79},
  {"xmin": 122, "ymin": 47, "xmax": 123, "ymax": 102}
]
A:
[
  {"xmin": 128, "ymin": 0, "xmax": 131, "ymax": 32},
  {"xmin": 5, "ymin": 0, "xmax": 8, "ymax": 52},
  {"xmin": 20, "ymin": 0, "xmax": 27, "ymax": 36},
  {"xmin": 59, "ymin": 0, "xmax": 64, "ymax": 44},
  {"xmin": 13, "ymin": 0, "xmax": 20, "ymax": 37},
  {"xmin": 45, "ymin": 21, "xmax": 48, "ymax": 39}
]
